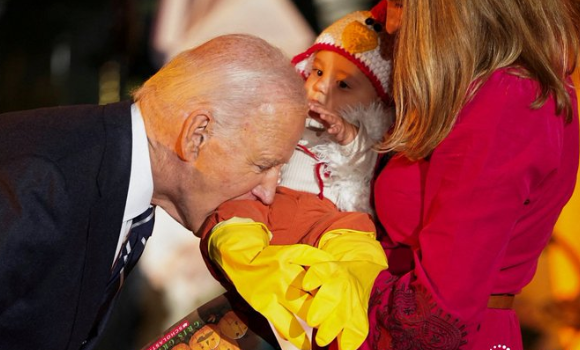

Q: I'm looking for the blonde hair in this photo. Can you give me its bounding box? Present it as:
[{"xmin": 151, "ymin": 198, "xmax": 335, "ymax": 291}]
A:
[
  {"xmin": 378, "ymin": 0, "xmax": 580, "ymax": 160},
  {"xmin": 133, "ymin": 34, "xmax": 306, "ymax": 140}
]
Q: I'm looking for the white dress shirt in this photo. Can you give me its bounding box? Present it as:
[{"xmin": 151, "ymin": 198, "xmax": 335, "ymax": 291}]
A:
[{"xmin": 112, "ymin": 103, "xmax": 154, "ymax": 264}]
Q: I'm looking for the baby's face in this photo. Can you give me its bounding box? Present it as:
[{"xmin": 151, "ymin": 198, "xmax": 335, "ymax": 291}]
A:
[{"xmin": 305, "ymin": 50, "xmax": 378, "ymax": 114}]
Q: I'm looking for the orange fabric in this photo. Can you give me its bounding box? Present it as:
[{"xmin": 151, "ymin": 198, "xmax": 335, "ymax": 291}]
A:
[
  {"xmin": 200, "ymin": 186, "xmax": 375, "ymax": 246},
  {"xmin": 198, "ymin": 186, "xmax": 376, "ymax": 287}
]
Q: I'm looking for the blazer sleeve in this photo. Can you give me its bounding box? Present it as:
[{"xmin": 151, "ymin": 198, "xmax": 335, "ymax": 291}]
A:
[{"xmin": 0, "ymin": 156, "xmax": 72, "ymax": 337}]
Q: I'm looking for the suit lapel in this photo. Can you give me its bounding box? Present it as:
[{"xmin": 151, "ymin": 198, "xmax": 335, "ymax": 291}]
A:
[{"xmin": 68, "ymin": 101, "xmax": 134, "ymax": 349}]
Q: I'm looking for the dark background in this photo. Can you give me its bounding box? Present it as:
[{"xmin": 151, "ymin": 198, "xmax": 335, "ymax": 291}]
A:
[
  {"xmin": 1, "ymin": 0, "xmax": 167, "ymax": 113},
  {"xmin": 0, "ymin": 0, "xmax": 378, "ymax": 113}
]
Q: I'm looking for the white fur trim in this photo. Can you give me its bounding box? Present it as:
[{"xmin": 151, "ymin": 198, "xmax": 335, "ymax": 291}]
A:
[
  {"xmin": 339, "ymin": 101, "xmax": 393, "ymax": 143},
  {"xmin": 309, "ymin": 102, "xmax": 393, "ymax": 214}
]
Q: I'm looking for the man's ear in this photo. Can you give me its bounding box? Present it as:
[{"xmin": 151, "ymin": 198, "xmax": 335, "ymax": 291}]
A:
[{"xmin": 178, "ymin": 111, "xmax": 211, "ymax": 161}]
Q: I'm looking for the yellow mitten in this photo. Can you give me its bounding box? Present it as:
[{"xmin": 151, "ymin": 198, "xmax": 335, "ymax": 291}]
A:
[
  {"xmin": 303, "ymin": 229, "xmax": 388, "ymax": 350},
  {"xmin": 207, "ymin": 217, "xmax": 334, "ymax": 350}
]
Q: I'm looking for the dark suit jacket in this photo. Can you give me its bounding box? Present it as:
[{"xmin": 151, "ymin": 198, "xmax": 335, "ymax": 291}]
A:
[{"xmin": 0, "ymin": 101, "xmax": 134, "ymax": 350}]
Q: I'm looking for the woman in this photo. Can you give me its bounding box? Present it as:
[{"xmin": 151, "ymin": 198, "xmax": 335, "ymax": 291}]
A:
[{"xmin": 366, "ymin": 0, "xmax": 580, "ymax": 349}]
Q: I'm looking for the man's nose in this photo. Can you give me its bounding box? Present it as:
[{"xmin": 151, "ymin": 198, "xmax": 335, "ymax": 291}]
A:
[{"xmin": 251, "ymin": 167, "xmax": 280, "ymax": 205}]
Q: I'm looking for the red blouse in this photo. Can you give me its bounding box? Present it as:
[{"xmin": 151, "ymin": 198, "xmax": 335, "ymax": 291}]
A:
[{"xmin": 366, "ymin": 68, "xmax": 579, "ymax": 350}]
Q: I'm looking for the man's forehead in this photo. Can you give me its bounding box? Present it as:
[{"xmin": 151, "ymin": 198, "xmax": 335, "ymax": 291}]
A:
[
  {"xmin": 245, "ymin": 102, "xmax": 304, "ymax": 149},
  {"xmin": 252, "ymin": 108, "xmax": 304, "ymax": 134},
  {"xmin": 247, "ymin": 123, "xmax": 299, "ymax": 161},
  {"xmin": 268, "ymin": 148, "xmax": 295, "ymax": 165},
  {"xmin": 257, "ymin": 130, "xmax": 297, "ymax": 154}
]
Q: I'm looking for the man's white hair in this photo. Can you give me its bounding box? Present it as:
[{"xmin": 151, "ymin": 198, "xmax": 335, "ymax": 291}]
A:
[{"xmin": 133, "ymin": 34, "xmax": 307, "ymax": 139}]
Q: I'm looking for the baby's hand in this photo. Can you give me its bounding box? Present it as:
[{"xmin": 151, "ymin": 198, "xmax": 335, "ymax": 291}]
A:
[{"xmin": 309, "ymin": 103, "xmax": 358, "ymax": 145}]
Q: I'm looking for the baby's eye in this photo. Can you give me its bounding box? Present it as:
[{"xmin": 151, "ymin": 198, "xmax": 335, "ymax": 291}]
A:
[
  {"xmin": 313, "ymin": 69, "xmax": 323, "ymax": 76},
  {"xmin": 338, "ymin": 80, "xmax": 350, "ymax": 89}
]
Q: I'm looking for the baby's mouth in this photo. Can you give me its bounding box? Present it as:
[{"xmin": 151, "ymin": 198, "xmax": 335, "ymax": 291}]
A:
[
  {"xmin": 306, "ymin": 112, "xmax": 326, "ymax": 131},
  {"xmin": 308, "ymin": 108, "xmax": 320, "ymax": 120},
  {"xmin": 307, "ymin": 99, "xmax": 325, "ymax": 119},
  {"xmin": 306, "ymin": 101, "xmax": 330, "ymax": 130}
]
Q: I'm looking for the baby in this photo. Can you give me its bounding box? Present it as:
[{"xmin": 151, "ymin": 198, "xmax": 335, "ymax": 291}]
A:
[{"xmin": 196, "ymin": 3, "xmax": 398, "ymax": 350}]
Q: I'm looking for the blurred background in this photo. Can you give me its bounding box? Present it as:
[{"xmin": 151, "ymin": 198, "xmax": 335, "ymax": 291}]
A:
[{"xmin": 1, "ymin": 1, "xmax": 579, "ymax": 349}]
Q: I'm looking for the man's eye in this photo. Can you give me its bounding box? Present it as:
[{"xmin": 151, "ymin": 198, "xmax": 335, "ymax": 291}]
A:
[{"xmin": 256, "ymin": 164, "xmax": 271, "ymax": 173}]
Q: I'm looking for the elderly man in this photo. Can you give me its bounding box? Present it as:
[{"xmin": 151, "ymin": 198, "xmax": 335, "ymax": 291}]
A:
[{"xmin": 0, "ymin": 34, "xmax": 309, "ymax": 350}]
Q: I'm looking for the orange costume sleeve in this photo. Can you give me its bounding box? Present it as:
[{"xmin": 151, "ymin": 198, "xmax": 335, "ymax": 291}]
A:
[{"xmin": 198, "ymin": 186, "xmax": 376, "ymax": 287}]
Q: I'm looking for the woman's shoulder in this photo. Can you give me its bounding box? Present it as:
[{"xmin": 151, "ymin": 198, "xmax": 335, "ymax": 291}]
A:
[
  {"xmin": 479, "ymin": 67, "xmax": 539, "ymax": 100},
  {"xmin": 455, "ymin": 67, "xmax": 557, "ymax": 135}
]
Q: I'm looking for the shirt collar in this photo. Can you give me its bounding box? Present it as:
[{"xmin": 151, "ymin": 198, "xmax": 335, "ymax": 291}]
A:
[{"xmin": 122, "ymin": 103, "xmax": 154, "ymax": 221}]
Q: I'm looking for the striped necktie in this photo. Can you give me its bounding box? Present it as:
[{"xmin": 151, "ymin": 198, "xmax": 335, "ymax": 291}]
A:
[
  {"xmin": 110, "ymin": 206, "xmax": 155, "ymax": 289},
  {"xmin": 84, "ymin": 206, "xmax": 156, "ymax": 347}
]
